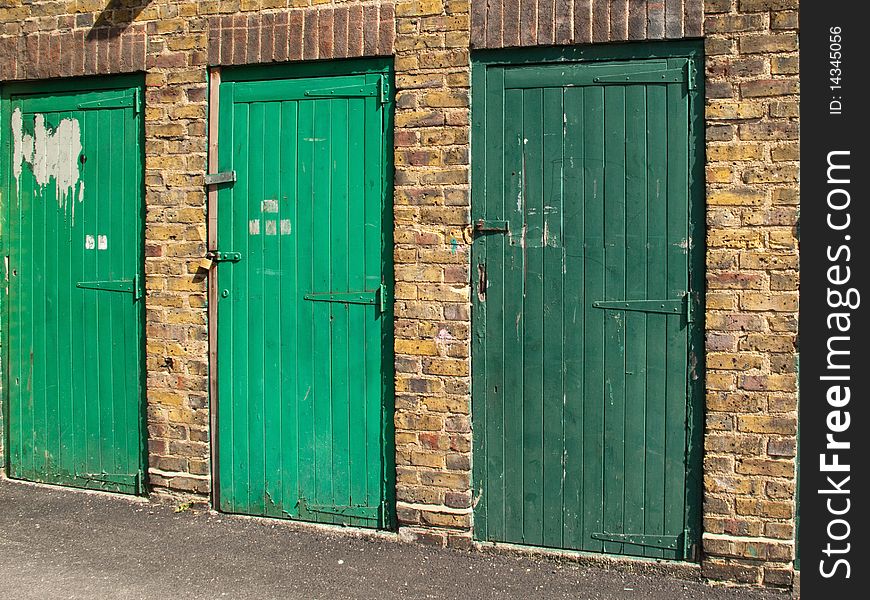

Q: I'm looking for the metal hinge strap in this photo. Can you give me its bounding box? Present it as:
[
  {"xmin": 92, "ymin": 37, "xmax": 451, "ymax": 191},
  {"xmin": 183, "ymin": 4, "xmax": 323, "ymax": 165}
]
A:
[
  {"xmin": 296, "ymin": 497, "xmax": 382, "ymax": 520},
  {"xmin": 592, "ymin": 297, "xmax": 686, "ymax": 315},
  {"xmin": 78, "ymin": 470, "xmax": 141, "ymax": 489},
  {"xmin": 592, "ymin": 532, "xmax": 683, "ymax": 551},
  {"xmin": 304, "ymin": 289, "xmax": 379, "ymax": 305},
  {"xmin": 77, "ymin": 279, "xmax": 135, "ymax": 293},
  {"xmin": 592, "ymin": 68, "xmax": 685, "ymax": 84},
  {"xmin": 77, "ymin": 94, "xmax": 135, "ymax": 110},
  {"xmin": 304, "ymin": 82, "xmax": 380, "ymax": 99}
]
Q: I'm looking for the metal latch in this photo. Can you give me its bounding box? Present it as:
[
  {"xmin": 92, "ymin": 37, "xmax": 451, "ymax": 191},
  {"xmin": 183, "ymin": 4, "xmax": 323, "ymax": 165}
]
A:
[
  {"xmin": 304, "ymin": 84, "xmax": 378, "ymax": 98},
  {"xmin": 473, "ymin": 219, "xmax": 510, "ymax": 235},
  {"xmin": 205, "ymin": 171, "xmax": 236, "ymax": 186},
  {"xmin": 206, "ymin": 251, "xmax": 241, "ymax": 263},
  {"xmin": 77, "ymin": 274, "xmax": 143, "ymax": 301}
]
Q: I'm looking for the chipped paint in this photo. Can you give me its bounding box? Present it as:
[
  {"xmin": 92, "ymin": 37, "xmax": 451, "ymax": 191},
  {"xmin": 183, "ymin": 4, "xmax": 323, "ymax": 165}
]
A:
[
  {"xmin": 261, "ymin": 199, "xmax": 279, "ymax": 213},
  {"xmin": 265, "ymin": 220, "xmax": 277, "ymax": 236},
  {"xmin": 249, "ymin": 219, "xmax": 261, "ymax": 235},
  {"xmin": 280, "ymin": 219, "xmax": 292, "ymax": 235},
  {"xmin": 12, "ymin": 108, "xmax": 84, "ymax": 208}
]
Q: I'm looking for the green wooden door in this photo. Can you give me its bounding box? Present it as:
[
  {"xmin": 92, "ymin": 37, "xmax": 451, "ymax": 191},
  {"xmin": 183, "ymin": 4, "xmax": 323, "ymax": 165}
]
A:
[
  {"xmin": 472, "ymin": 53, "xmax": 704, "ymax": 559},
  {"xmin": 2, "ymin": 80, "xmax": 145, "ymax": 494},
  {"xmin": 215, "ymin": 63, "xmax": 394, "ymax": 528}
]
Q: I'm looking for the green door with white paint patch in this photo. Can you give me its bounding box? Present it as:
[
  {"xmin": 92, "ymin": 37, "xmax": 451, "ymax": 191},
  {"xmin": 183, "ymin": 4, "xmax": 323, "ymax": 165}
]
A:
[
  {"xmin": 214, "ymin": 62, "xmax": 395, "ymax": 528},
  {"xmin": 2, "ymin": 78, "xmax": 145, "ymax": 494}
]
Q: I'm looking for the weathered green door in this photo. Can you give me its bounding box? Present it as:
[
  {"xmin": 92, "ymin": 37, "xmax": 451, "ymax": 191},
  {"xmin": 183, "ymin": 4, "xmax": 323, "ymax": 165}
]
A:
[
  {"xmin": 2, "ymin": 79, "xmax": 145, "ymax": 494},
  {"xmin": 215, "ymin": 63, "xmax": 394, "ymax": 528},
  {"xmin": 472, "ymin": 52, "xmax": 704, "ymax": 559}
]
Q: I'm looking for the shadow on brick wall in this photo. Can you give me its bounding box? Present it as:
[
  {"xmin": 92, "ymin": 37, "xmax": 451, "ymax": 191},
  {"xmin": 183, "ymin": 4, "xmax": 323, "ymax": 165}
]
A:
[{"xmin": 88, "ymin": 0, "xmax": 152, "ymax": 39}]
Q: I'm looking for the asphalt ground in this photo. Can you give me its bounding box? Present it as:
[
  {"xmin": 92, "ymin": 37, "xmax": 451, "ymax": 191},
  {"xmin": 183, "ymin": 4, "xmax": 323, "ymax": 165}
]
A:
[{"xmin": 0, "ymin": 478, "xmax": 789, "ymax": 600}]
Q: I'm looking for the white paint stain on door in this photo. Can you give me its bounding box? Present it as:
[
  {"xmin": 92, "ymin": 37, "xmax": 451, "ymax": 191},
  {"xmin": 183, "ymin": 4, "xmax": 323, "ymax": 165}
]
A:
[{"xmin": 12, "ymin": 108, "xmax": 84, "ymax": 210}]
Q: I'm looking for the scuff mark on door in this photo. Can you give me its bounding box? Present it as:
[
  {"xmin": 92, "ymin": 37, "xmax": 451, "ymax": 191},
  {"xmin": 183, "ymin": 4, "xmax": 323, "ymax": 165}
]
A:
[{"xmin": 12, "ymin": 108, "xmax": 84, "ymax": 210}]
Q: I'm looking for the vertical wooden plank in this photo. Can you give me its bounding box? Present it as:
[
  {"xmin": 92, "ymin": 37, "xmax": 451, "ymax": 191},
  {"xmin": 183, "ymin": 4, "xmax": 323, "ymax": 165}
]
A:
[
  {"xmin": 43, "ymin": 111, "xmax": 60, "ymax": 480},
  {"xmin": 346, "ymin": 95, "xmax": 368, "ymax": 511},
  {"xmin": 105, "ymin": 107, "xmax": 121, "ymax": 481},
  {"xmin": 217, "ymin": 81, "xmax": 237, "ymax": 511},
  {"xmin": 125, "ymin": 95, "xmax": 143, "ymax": 484},
  {"xmin": 295, "ymin": 98, "xmax": 316, "ymax": 515},
  {"xmin": 602, "ymin": 85, "xmax": 627, "ymax": 555},
  {"xmin": 311, "ymin": 97, "xmax": 335, "ymax": 513},
  {"xmin": 643, "ymin": 81, "xmax": 669, "ymax": 559},
  {"xmin": 230, "ymin": 101, "xmax": 251, "ymax": 513},
  {"xmin": 32, "ymin": 112, "xmax": 48, "ymax": 480},
  {"xmin": 479, "ymin": 66, "xmax": 505, "ymax": 541},
  {"xmin": 581, "ymin": 85, "xmax": 606, "ymax": 552},
  {"xmin": 361, "ymin": 83, "xmax": 383, "ymax": 517},
  {"xmin": 246, "ymin": 101, "xmax": 267, "ymax": 516},
  {"xmin": 561, "ymin": 86, "xmax": 586, "ymax": 550},
  {"xmin": 262, "ymin": 100, "xmax": 284, "ymax": 517},
  {"xmin": 622, "ymin": 84, "xmax": 649, "ymax": 557},
  {"xmin": 501, "ymin": 87, "xmax": 525, "ymax": 543},
  {"xmin": 521, "ymin": 87, "xmax": 544, "ymax": 547},
  {"xmin": 664, "ymin": 73, "xmax": 690, "ymax": 558},
  {"xmin": 279, "ymin": 99, "xmax": 300, "ymax": 517},
  {"xmin": 541, "ymin": 87, "xmax": 565, "ymax": 549},
  {"xmin": 84, "ymin": 108, "xmax": 101, "ymax": 481},
  {"xmin": 57, "ymin": 109, "xmax": 75, "ymax": 481},
  {"xmin": 208, "ymin": 70, "xmax": 222, "ymax": 502},
  {"xmin": 329, "ymin": 97, "xmax": 351, "ymax": 513},
  {"xmin": 74, "ymin": 109, "xmax": 93, "ymax": 482}
]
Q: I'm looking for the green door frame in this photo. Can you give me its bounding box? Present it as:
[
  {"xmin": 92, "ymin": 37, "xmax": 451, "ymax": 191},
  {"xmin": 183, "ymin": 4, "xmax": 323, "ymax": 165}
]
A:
[
  {"xmin": 207, "ymin": 57, "xmax": 397, "ymax": 528},
  {"xmin": 469, "ymin": 41, "xmax": 705, "ymax": 560},
  {"xmin": 0, "ymin": 74, "xmax": 148, "ymax": 492}
]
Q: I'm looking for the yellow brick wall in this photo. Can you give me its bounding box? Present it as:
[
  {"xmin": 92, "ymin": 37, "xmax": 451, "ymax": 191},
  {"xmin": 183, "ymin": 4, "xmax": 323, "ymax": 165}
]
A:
[{"xmin": 702, "ymin": 0, "xmax": 799, "ymax": 588}]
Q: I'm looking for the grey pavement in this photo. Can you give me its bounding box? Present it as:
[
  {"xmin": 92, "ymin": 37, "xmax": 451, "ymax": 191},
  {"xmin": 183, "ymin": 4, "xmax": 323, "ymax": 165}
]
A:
[{"xmin": 0, "ymin": 478, "xmax": 786, "ymax": 600}]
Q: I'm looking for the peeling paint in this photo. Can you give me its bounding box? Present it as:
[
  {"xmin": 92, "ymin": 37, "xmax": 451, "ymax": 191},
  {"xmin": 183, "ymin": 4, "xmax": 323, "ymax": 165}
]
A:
[{"xmin": 12, "ymin": 108, "xmax": 84, "ymax": 208}]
